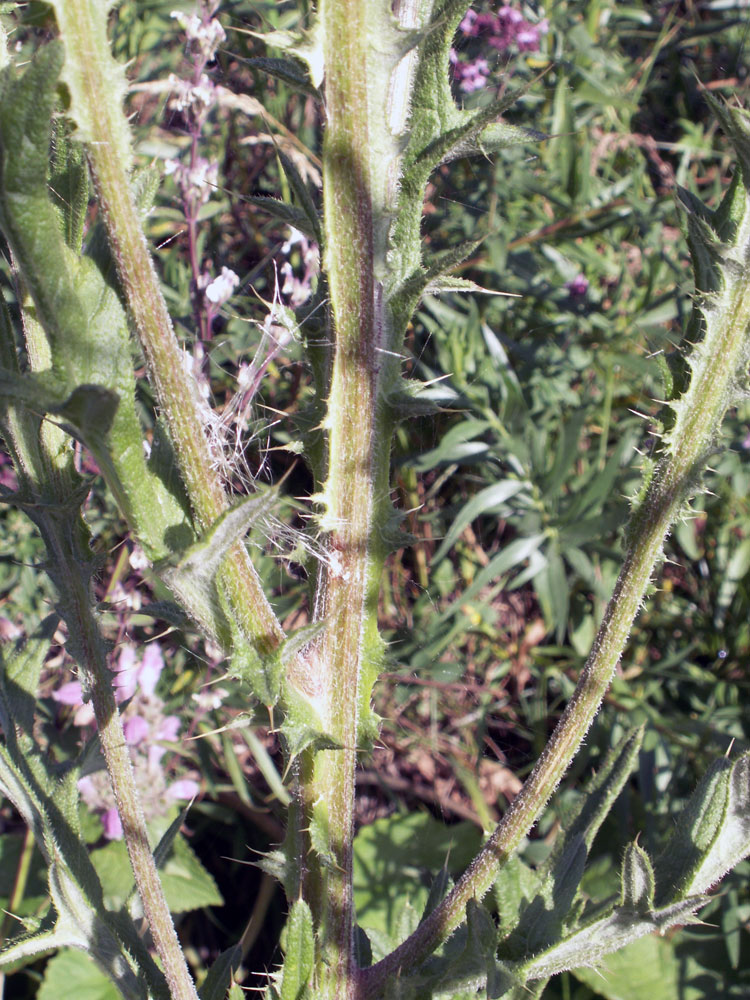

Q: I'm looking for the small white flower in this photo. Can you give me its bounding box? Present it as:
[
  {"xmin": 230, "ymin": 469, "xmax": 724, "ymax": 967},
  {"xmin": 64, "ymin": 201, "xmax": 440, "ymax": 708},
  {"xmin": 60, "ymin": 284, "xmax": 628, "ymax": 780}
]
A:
[
  {"xmin": 167, "ymin": 73, "xmax": 216, "ymax": 114},
  {"xmin": 171, "ymin": 9, "xmax": 226, "ymax": 61},
  {"xmin": 129, "ymin": 545, "xmax": 150, "ymax": 571},
  {"xmin": 205, "ymin": 267, "xmax": 240, "ymax": 306}
]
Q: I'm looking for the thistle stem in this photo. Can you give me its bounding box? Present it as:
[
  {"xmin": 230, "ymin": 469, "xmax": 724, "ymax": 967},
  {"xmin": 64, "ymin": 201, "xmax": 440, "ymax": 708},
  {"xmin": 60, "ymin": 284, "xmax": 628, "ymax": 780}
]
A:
[
  {"xmin": 64, "ymin": 568, "xmax": 201, "ymax": 1000},
  {"xmin": 309, "ymin": 1, "xmax": 383, "ymax": 995},
  {"xmin": 359, "ymin": 264, "xmax": 750, "ymax": 996},
  {"xmin": 54, "ymin": 0, "xmax": 284, "ymax": 657}
]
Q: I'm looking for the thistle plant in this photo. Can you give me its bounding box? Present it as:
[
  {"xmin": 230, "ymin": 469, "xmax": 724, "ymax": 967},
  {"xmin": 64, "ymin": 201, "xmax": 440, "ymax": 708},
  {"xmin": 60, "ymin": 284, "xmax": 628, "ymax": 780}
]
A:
[{"xmin": 0, "ymin": 3, "xmax": 749, "ymax": 1000}]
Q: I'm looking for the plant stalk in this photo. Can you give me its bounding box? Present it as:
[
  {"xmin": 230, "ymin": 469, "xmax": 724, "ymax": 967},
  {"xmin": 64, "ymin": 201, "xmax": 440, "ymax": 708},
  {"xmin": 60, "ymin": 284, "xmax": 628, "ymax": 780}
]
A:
[
  {"xmin": 11, "ymin": 261, "xmax": 199, "ymax": 1000},
  {"xmin": 62, "ymin": 561, "xmax": 201, "ymax": 1000},
  {"xmin": 359, "ymin": 256, "xmax": 750, "ymax": 996},
  {"xmin": 309, "ymin": 1, "xmax": 385, "ymax": 995},
  {"xmin": 54, "ymin": 0, "xmax": 284, "ymax": 658}
]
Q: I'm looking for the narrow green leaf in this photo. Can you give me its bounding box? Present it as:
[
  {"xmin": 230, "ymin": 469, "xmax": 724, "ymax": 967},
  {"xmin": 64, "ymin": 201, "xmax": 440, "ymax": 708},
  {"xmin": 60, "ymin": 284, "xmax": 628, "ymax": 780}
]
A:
[
  {"xmin": 621, "ymin": 842, "xmax": 655, "ymax": 913},
  {"xmin": 279, "ymin": 900, "xmax": 314, "ymax": 1000},
  {"xmin": 49, "ymin": 117, "xmax": 88, "ymax": 253},
  {"xmin": 517, "ymin": 895, "xmax": 706, "ymax": 982},
  {"xmin": 539, "ymin": 728, "xmax": 645, "ymax": 882},
  {"xmin": 277, "ymin": 150, "xmax": 321, "ymax": 245},
  {"xmin": 247, "ymin": 195, "xmax": 320, "ymax": 242},
  {"xmin": 157, "ymin": 489, "xmax": 277, "ymax": 646},
  {"xmin": 248, "ymin": 56, "xmax": 320, "ymax": 97},
  {"xmin": 433, "ymin": 479, "xmax": 527, "ymax": 564}
]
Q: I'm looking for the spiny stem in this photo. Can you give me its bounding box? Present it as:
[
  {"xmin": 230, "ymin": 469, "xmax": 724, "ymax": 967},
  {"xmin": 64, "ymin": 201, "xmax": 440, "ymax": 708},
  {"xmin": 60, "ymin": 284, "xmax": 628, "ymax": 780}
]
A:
[
  {"xmin": 14, "ymin": 274, "xmax": 198, "ymax": 1000},
  {"xmin": 54, "ymin": 0, "xmax": 284, "ymax": 657},
  {"xmin": 359, "ymin": 263, "xmax": 750, "ymax": 996},
  {"xmin": 310, "ymin": 1, "xmax": 382, "ymax": 995},
  {"xmin": 63, "ymin": 567, "xmax": 201, "ymax": 1000}
]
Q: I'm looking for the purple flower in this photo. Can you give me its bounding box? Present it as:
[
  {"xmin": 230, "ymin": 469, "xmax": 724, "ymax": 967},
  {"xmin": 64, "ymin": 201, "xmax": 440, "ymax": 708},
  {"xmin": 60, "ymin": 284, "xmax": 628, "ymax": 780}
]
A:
[
  {"xmin": 150, "ymin": 715, "xmax": 181, "ymax": 767},
  {"xmin": 459, "ymin": 9, "xmax": 479, "ymax": 35},
  {"xmin": 113, "ymin": 643, "xmax": 164, "ymax": 702},
  {"xmin": 52, "ymin": 679, "xmax": 96, "ymax": 727},
  {"xmin": 565, "ymin": 274, "xmax": 589, "ymax": 297},
  {"xmin": 451, "ymin": 52, "xmax": 491, "ymax": 93},
  {"xmin": 459, "ymin": 4, "xmax": 548, "ymax": 55},
  {"xmin": 0, "ymin": 452, "xmax": 18, "ymax": 491},
  {"xmin": 137, "ymin": 644, "xmax": 164, "ymax": 697},
  {"xmin": 67, "ymin": 641, "xmax": 199, "ymax": 839},
  {"xmin": 0, "ymin": 616, "xmax": 21, "ymax": 641}
]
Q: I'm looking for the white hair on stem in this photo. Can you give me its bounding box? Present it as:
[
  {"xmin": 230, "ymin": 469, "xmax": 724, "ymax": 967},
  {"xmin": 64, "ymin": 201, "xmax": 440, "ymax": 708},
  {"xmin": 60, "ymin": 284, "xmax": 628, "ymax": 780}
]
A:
[{"xmin": 187, "ymin": 270, "xmax": 336, "ymax": 577}]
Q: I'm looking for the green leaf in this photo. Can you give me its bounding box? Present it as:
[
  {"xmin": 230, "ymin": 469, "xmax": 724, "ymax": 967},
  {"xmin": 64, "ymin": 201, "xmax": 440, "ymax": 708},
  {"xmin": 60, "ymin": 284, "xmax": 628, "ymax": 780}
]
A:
[
  {"xmin": 199, "ymin": 945, "xmax": 243, "ymax": 1000},
  {"xmin": 157, "ymin": 489, "xmax": 278, "ymax": 647},
  {"xmin": 0, "ymin": 614, "xmax": 57, "ymax": 734},
  {"xmin": 92, "ymin": 833, "xmax": 222, "ymax": 914},
  {"xmin": 494, "ymin": 853, "xmax": 538, "ymax": 940},
  {"xmin": 279, "ymin": 680, "xmax": 341, "ymax": 759},
  {"xmin": 38, "ymin": 949, "xmax": 122, "ymax": 1000},
  {"xmin": 247, "ymin": 18, "xmax": 324, "ymax": 88},
  {"xmin": 0, "ymin": 45, "xmax": 191, "ymax": 560},
  {"xmin": 160, "ymin": 833, "xmax": 223, "ymax": 913},
  {"xmin": 49, "ymin": 116, "xmax": 88, "ymax": 252},
  {"xmin": 432, "ymin": 479, "xmax": 528, "ymax": 564},
  {"xmin": 248, "ymin": 56, "xmax": 320, "ymax": 97},
  {"xmin": 418, "ymin": 80, "xmax": 544, "ymax": 172},
  {"xmin": 682, "ymin": 753, "xmax": 750, "ymax": 898},
  {"xmin": 247, "ymin": 195, "xmax": 320, "ymax": 243},
  {"xmin": 280, "ymin": 900, "xmax": 314, "ymax": 1000},
  {"xmin": 656, "ymin": 755, "xmax": 738, "ymax": 903},
  {"xmin": 517, "ymin": 895, "xmax": 706, "ymax": 982},
  {"xmin": 276, "ymin": 150, "xmax": 321, "ymax": 245},
  {"xmin": 353, "ymin": 813, "xmax": 481, "ymax": 940},
  {"xmin": 533, "ymin": 549, "xmax": 569, "ymax": 643},
  {"xmin": 621, "ymin": 842, "xmax": 655, "ymax": 913},
  {"xmin": 47, "ymin": 0, "xmax": 133, "ymax": 172},
  {"xmin": 539, "ymin": 728, "xmax": 645, "ymax": 881},
  {"xmin": 572, "ymin": 931, "xmax": 703, "ymax": 1000}
]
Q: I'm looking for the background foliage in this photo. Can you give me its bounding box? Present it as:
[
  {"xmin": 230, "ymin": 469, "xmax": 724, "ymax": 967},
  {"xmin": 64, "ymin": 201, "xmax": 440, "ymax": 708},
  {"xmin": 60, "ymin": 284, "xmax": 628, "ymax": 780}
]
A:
[{"xmin": 1, "ymin": 1, "xmax": 749, "ymax": 997}]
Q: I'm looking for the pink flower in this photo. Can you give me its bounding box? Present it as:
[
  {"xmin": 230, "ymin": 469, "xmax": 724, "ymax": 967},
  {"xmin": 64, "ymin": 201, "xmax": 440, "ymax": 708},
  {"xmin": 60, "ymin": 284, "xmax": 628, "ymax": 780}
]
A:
[
  {"xmin": 460, "ymin": 9, "xmax": 478, "ymax": 35},
  {"xmin": 101, "ymin": 808, "xmax": 123, "ymax": 840},
  {"xmin": 52, "ymin": 680, "xmax": 95, "ymax": 727},
  {"xmin": 113, "ymin": 643, "xmax": 164, "ymax": 702},
  {"xmin": 450, "ymin": 50, "xmax": 491, "ymax": 93},
  {"xmin": 52, "ymin": 680, "xmax": 84, "ymax": 706},
  {"xmin": 459, "ymin": 5, "xmax": 548, "ymax": 55},
  {"xmin": 167, "ymin": 779, "xmax": 200, "ymax": 801},
  {"xmin": 138, "ymin": 644, "xmax": 164, "ymax": 697},
  {"xmin": 150, "ymin": 715, "xmax": 181, "ymax": 766},
  {"xmin": 123, "ymin": 715, "xmax": 150, "ymax": 746}
]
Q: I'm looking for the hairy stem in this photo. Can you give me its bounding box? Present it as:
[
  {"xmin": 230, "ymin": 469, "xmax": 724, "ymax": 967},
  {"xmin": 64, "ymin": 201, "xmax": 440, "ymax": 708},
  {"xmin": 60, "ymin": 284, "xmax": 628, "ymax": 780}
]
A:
[
  {"xmin": 309, "ymin": 1, "xmax": 386, "ymax": 995},
  {"xmin": 63, "ymin": 562, "xmax": 200, "ymax": 1000},
  {"xmin": 359, "ymin": 256, "xmax": 750, "ymax": 994},
  {"xmin": 13, "ymin": 283, "xmax": 198, "ymax": 1000},
  {"xmin": 54, "ymin": 0, "xmax": 284, "ymax": 657}
]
